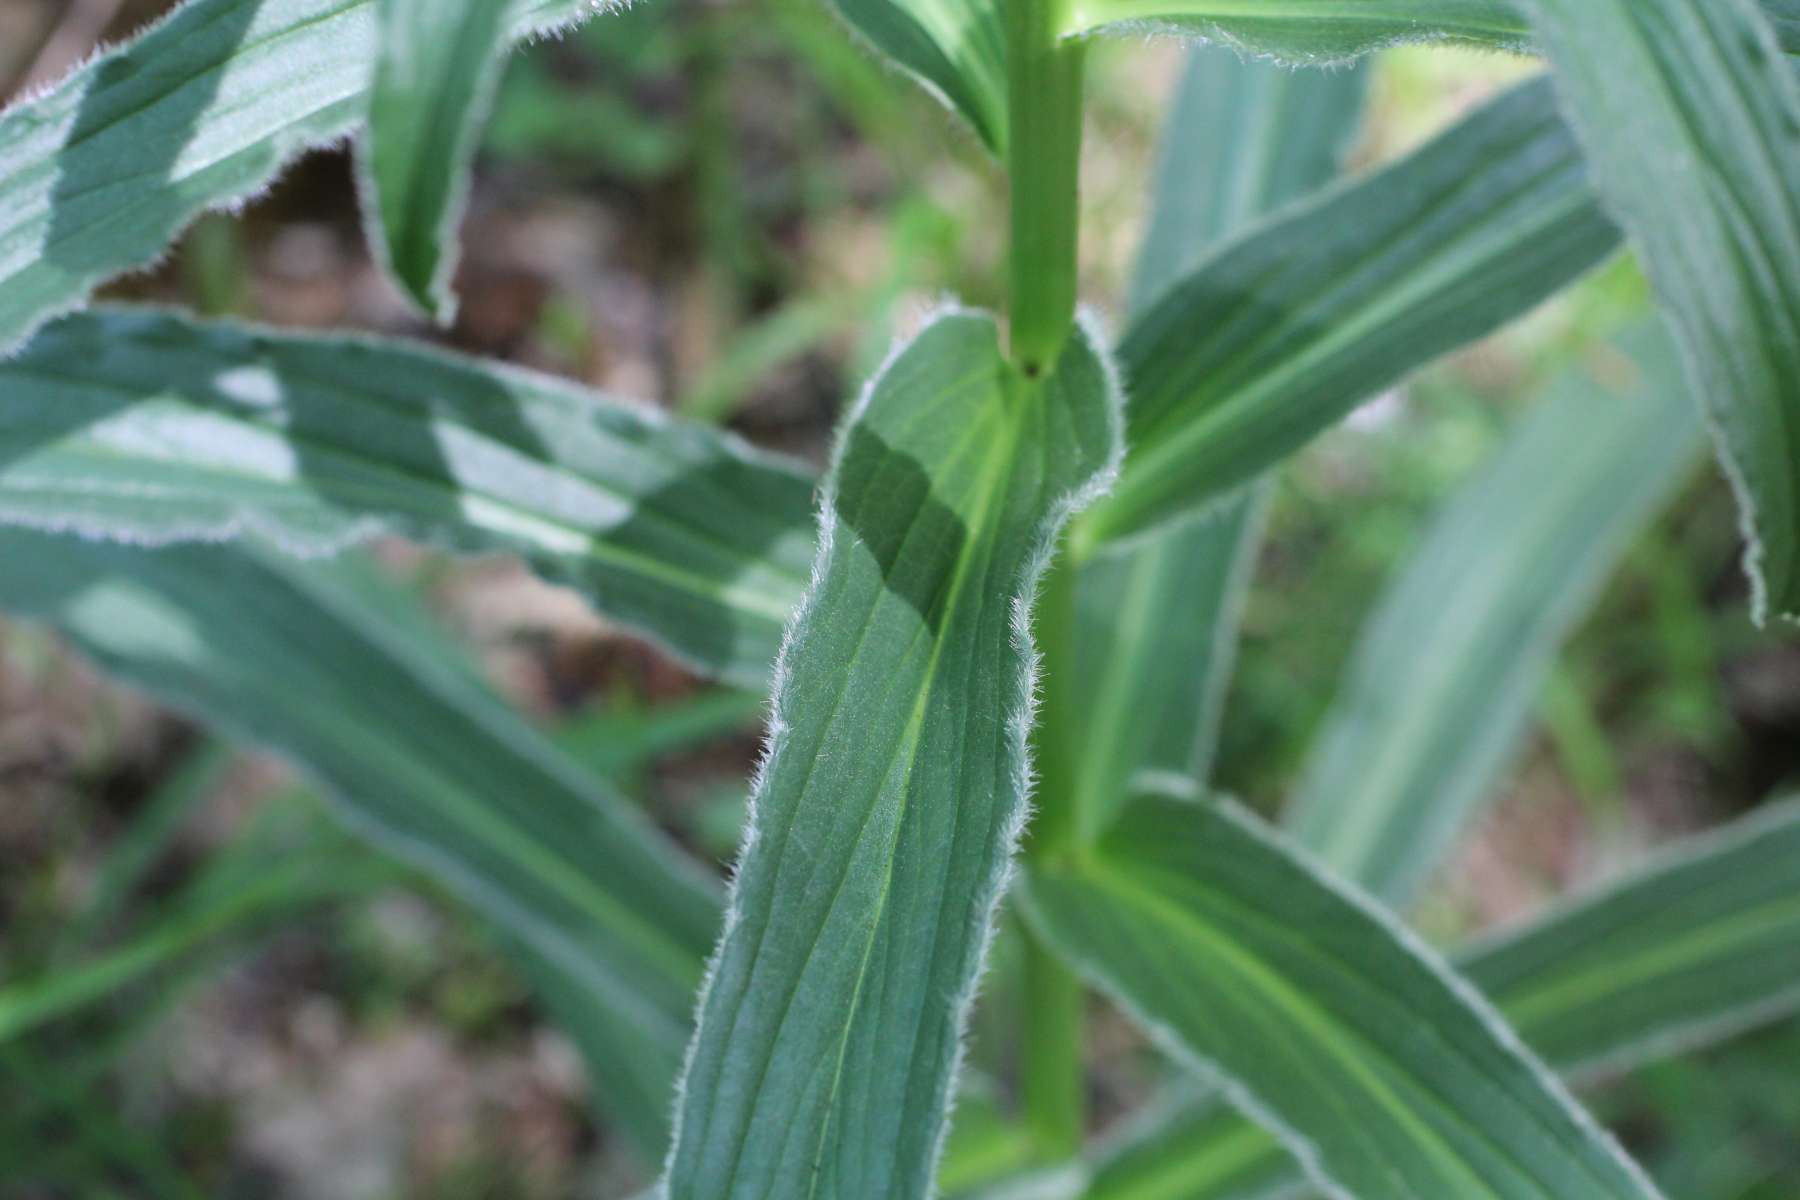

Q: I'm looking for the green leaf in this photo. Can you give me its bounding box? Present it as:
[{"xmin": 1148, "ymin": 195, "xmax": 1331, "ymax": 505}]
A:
[
  {"xmin": 664, "ymin": 311, "xmax": 1122, "ymax": 1198},
  {"xmin": 1463, "ymin": 797, "xmax": 1800, "ymax": 1076},
  {"xmin": 0, "ymin": 309, "xmax": 815, "ymax": 689},
  {"xmin": 832, "ymin": 0, "xmax": 1008, "ymax": 153},
  {"xmin": 0, "ymin": 0, "xmax": 589, "ymax": 355},
  {"xmin": 1086, "ymin": 798, "xmax": 1800, "ymax": 1200},
  {"xmin": 1063, "ymin": 0, "xmax": 1528, "ymax": 55},
  {"xmin": 1129, "ymin": 49, "xmax": 1369, "ymax": 314},
  {"xmin": 1080, "ymin": 76, "xmax": 1622, "ymax": 549},
  {"xmin": 365, "ymin": 0, "xmax": 513, "ymax": 321},
  {"xmin": 1284, "ymin": 326, "xmax": 1706, "ymax": 907},
  {"xmin": 1524, "ymin": 0, "xmax": 1800, "ymax": 622},
  {"xmin": 1056, "ymin": 0, "xmax": 1800, "ymax": 59},
  {"xmin": 1067, "ymin": 49, "xmax": 1365, "ymax": 843},
  {"xmin": 0, "ymin": 533, "xmax": 720, "ymax": 1158},
  {"xmin": 1023, "ymin": 788, "xmax": 1660, "ymax": 1200}
]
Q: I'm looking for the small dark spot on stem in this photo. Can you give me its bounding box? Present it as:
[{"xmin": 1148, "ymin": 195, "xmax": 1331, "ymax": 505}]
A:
[{"xmin": 1022, "ymin": 360, "xmax": 1043, "ymax": 380}]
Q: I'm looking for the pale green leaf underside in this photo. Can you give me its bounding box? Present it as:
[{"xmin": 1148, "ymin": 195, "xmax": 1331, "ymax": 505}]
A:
[
  {"xmin": 1526, "ymin": 0, "xmax": 1800, "ymax": 622},
  {"xmin": 1088, "ymin": 798, "xmax": 1800, "ymax": 1200},
  {"xmin": 0, "ymin": 309, "xmax": 814, "ymax": 689},
  {"xmin": 0, "ymin": 0, "xmax": 588, "ymax": 355},
  {"xmin": 1083, "ymin": 75, "xmax": 1621, "ymax": 547},
  {"xmin": 366, "ymin": 0, "xmax": 514, "ymax": 321},
  {"xmin": 665, "ymin": 312, "xmax": 1121, "ymax": 1199},
  {"xmin": 1285, "ymin": 325, "xmax": 1706, "ymax": 907},
  {"xmin": 0, "ymin": 532, "xmax": 719, "ymax": 1158},
  {"xmin": 1024, "ymin": 790, "xmax": 1660, "ymax": 1200}
]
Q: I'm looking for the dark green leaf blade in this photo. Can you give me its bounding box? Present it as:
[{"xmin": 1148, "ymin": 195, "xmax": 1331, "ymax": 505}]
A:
[
  {"xmin": 1285, "ymin": 326, "xmax": 1706, "ymax": 906},
  {"xmin": 365, "ymin": 0, "xmax": 513, "ymax": 321},
  {"xmin": 0, "ymin": 0, "xmax": 588, "ymax": 355},
  {"xmin": 1525, "ymin": 0, "xmax": 1800, "ymax": 621},
  {"xmin": 1024, "ymin": 789, "xmax": 1660, "ymax": 1200},
  {"xmin": 1082, "ymin": 76, "xmax": 1622, "ymax": 548},
  {"xmin": 0, "ymin": 534, "xmax": 719, "ymax": 1157},
  {"xmin": 664, "ymin": 312, "xmax": 1122, "ymax": 1198},
  {"xmin": 0, "ymin": 310, "xmax": 815, "ymax": 688},
  {"xmin": 1086, "ymin": 798, "xmax": 1800, "ymax": 1200}
]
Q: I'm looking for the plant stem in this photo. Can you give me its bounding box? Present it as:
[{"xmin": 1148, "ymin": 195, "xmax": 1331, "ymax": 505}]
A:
[
  {"xmin": 1019, "ymin": 921, "xmax": 1086, "ymax": 1159},
  {"xmin": 1005, "ymin": 0, "xmax": 1086, "ymax": 376}
]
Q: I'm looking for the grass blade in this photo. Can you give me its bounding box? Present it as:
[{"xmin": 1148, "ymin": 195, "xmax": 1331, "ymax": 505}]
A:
[
  {"xmin": 1285, "ymin": 326, "xmax": 1706, "ymax": 906},
  {"xmin": 365, "ymin": 0, "xmax": 514, "ymax": 321},
  {"xmin": 1024, "ymin": 788, "xmax": 1661, "ymax": 1200},
  {"xmin": 0, "ymin": 309, "xmax": 815, "ymax": 688},
  {"xmin": 1526, "ymin": 0, "xmax": 1800, "ymax": 622},
  {"xmin": 664, "ymin": 311, "xmax": 1122, "ymax": 1198},
  {"xmin": 1079, "ymin": 76, "xmax": 1620, "ymax": 549},
  {"xmin": 0, "ymin": 0, "xmax": 590, "ymax": 355},
  {"xmin": 0, "ymin": 533, "xmax": 721, "ymax": 1158}
]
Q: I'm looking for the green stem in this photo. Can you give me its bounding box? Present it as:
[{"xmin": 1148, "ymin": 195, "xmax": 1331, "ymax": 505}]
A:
[
  {"xmin": 1006, "ymin": 0, "xmax": 1087, "ymax": 376},
  {"xmin": 1019, "ymin": 922, "xmax": 1086, "ymax": 1159}
]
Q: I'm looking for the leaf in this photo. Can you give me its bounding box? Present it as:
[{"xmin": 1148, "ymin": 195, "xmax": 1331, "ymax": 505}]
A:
[
  {"xmin": 1129, "ymin": 49, "xmax": 1369, "ymax": 314},
  {"xmin": 0, "ymin": 309, "xmax": 815, "ymax": 689},
  {"xmin": 1057, "ymin": 0, "xmax": 1800, "ymax": 59},
  {"xmin": 1284, "ymin": 326, "xmax": 1706, "ymax": 907},
  {"xmin": 1063, "ymin": 0, "xmax": 1528, "ymax": 55},
  {"xmin": 1022, "ymin": 788, "xmax": 1661, "ymax": 1200},
  {"xmin": 1524, "ymin": 0, "xmax": 1800, "ymax": 622},
  {"xmin": 0, "ymin": 0, "xmax": 589, "ymax": 355},
  {"xmin": 0, "ymin": 532, "xmax": 721, "ymax": 1158},
  {"xmin": 1085, "ymin": 798, "xmax": 1800, "ymax": 1200},
  {"xmin": 664, "ymin": 311, "xmax": 1122, "ymax": 1199},
  {"xmin": 1462, "ymin": 796, "xmax": 1800, "ymax": 1076},
  {"xmin": 1067, "ymin": 49, "xmax": 1365, "ymax": 843},
  {"xmin": 832, "ymin": 0, "xmax": 1008, "ymax": 153},
  {"xmin": 1079, "ymin": 76, "xmax": 1623, "ymax": 548},
  {"xmin": 364, "ymin": 0, "xmax": 514, "ymax": 321}
]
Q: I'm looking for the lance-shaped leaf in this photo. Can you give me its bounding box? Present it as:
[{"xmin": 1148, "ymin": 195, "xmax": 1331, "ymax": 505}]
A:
[
  {"xmin": 0, "ymin": 0, "xmax": 588, "ymax": 355},
  {"xmin": 664, "ymin": 311, "xmax": 1122, "ymax": 1198},
  {"xmin": 1069, "ymin": 50, "xmax": 1365, "ymax": 842},
  {"xmin": 1463, "ymin": 796, "xmax": 1800, "ymax": 1077},
  {"xmin": 1128, "ymin": 49, "xmax": 1369, "ymax": 314},
  {"xmin": 1085, "ymin": 798, "xmax": 1800, "ymax": 1200},
  {"xmin": 0, "ymin": 532, "xmax": 721, "ymax": 1158},
  {"xmin": 1022, "ymin": 789, "xmax": 1661, "ymax": 1200},
  {"xmin": 832, "ymin": 0, "xmax": 1008, "ymax": 153},
  {"xmin": 365, "ymin": 0, "xmax": 513, "ymax": 321},
  {"xmin": 1525, "ymin": 0, "xmax": 1800, "ymax": 622},
  {"xmin": 1079, "ymin": 76, "xmax": 1622, "ymax": 549},
  {"xmin": 1056, "ymin": 0, "xmax": 1800, "ymax": 59},
  {"xmin": 0, "ymin": 310, "xmax": 815, "ymax": 688},
  {"xmin": 1285, "ymin": 325, "xmax": 1706, "ymax": 907}
]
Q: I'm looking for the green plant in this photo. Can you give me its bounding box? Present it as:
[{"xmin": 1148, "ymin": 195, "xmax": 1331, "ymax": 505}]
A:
[{"xmin": 1, "ymin": 0, "xmax": 1799, "ymax": 1196}]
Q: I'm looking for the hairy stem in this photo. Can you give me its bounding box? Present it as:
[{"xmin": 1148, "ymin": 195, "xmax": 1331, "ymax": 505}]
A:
[{"xmin": 1005, "ymin": 0, "xmax": 1087, "ymax": 375}]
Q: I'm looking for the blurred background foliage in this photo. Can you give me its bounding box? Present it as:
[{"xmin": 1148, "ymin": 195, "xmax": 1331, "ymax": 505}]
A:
[{"xmin": 1, "ymin": 1, "xmax": 1797, "ymax": 1196}]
